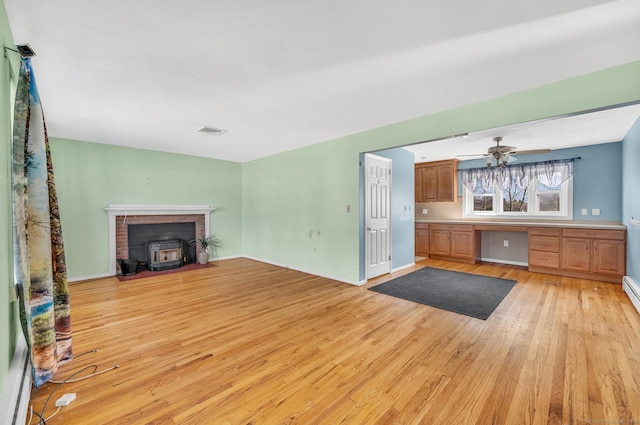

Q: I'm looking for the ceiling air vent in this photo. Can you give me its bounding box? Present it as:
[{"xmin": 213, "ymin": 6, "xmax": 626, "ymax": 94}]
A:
[
  {"xmin": 197, "ymin": 126, "xmax": 227, "ymax": 136},
  {"xmin": 16, "ymin": 44, "xmax": 36, "ymax": 57}
]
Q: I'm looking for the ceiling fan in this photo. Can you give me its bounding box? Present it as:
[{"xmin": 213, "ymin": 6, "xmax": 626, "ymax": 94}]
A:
[{"xmin": 458, "ymin": 136, "xmax": 550, "ymax": 167}]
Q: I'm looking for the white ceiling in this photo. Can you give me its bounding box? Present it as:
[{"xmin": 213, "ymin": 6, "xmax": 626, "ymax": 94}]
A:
[
  {"xmin": 403, "ymin": 103, "xmax": 640, "ymax": 163},
  {"xmin": 4, "ymin": 0, "xmax": 640, "ymax": 163}
]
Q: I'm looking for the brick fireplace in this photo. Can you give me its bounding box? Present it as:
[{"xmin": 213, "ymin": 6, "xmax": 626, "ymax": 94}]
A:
[{"xmin": 106, "ymin": 204, "xmax": 215, "ymax": 275}]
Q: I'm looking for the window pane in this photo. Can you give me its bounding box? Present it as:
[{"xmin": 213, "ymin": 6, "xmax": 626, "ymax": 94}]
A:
[
  {"xmin": 474, "ymin": 195, "xmax": 493, "ymax": 211},
  {"xmin": 537, "ymin": 176, "xmax": 561, "ymax": 212},
  {"xmin": 502, "ymin": 181, "xmax": 528, "ymax": 212},
  {"xmin": 472, "ymin": 179, "xmax": 493, "ymax": 212},
  {"xmin": 539, "ymin": 193, "xmax": 560, "ymax": 211}
]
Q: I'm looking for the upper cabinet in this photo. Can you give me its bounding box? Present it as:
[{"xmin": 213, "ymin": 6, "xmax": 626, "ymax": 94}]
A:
[{"xmin": 415, "ymin": 159, "xmax": 459, "ymax": 202}]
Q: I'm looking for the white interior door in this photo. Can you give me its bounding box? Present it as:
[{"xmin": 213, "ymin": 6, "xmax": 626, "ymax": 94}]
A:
[{"xmin": 365, "ymin": 153, "xmax": 392, "ymax": 279}]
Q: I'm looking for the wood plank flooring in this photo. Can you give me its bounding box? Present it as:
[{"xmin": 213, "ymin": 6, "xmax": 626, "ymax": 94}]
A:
[{"xmin": 28, "ymin": 257, "xmax": 640, "ymax": 424}]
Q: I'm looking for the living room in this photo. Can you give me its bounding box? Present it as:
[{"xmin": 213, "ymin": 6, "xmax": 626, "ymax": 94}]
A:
[{"xmin": 1, "ymin": 1, "xmax": 640, "ymax": 423}]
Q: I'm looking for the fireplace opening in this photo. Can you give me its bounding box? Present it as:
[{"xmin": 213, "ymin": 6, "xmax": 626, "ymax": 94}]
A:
[{"xmin": 126, "ymin": 222, "xmax": 196, "ymax": 271}]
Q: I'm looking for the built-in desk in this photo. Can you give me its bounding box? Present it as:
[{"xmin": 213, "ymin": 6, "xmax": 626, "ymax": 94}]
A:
[{"xmin": 416, "ymin": 220, "xmax": 626, "ymax": 283}]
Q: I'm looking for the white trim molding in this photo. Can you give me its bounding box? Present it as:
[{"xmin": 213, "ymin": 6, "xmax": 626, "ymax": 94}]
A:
[
  {"xmin": 105, "ymin": 204, "xmax": 216, "ymax": 276},
  {"xmin": 0, "ymin": 332, "xmax": 31, "ymax": 425}
]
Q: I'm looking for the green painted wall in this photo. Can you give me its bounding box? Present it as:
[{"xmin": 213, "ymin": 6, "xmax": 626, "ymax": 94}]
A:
[
  {"xmin": 242, "ymin": 61, "xmax": 640, "ymax": 283},
  {"xmin": 49, "ymin": 138, "xmax": 243, "ymax": 279},
  {"xmin": 0, "ymin": 0, "xmax": 18, "ymax": 396}
]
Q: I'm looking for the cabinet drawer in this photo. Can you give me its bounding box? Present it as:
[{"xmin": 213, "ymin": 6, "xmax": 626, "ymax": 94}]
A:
[
  {"xmin": 562, "ymin": 228, "xmax": 625, "ymax": 240},
  {"xmin": 529, "ymin": 251, "xmax": 560, "ymax": 268},
  {"xmin": 415, "ymin": 223, "xmax": 429, "ymax": 230},
  {"xmin": 528, "ymin": 227, "xmax": 560, "ymax": 237},
  {"xmin": 529, "ymin": 235, "xmax": 560, "ymax": 253},
  {"xmin": 431, "ymin": 223, "xmax": 473, "ymax": 232}
]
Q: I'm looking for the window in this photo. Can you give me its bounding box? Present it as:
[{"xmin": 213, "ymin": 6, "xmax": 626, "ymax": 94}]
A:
[
  {"xmin": 472, "ymin": 183, "xmax": 494, "ymax": 212},
  {"xmin": 462, "ymin": 159, "xmax": 574, "ymax": 219}
]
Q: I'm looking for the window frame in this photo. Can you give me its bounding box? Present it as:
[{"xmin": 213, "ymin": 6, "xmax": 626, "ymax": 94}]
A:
[{"xmin": 463, "ymin": 176, "xmax": 573, "ymax": 220}]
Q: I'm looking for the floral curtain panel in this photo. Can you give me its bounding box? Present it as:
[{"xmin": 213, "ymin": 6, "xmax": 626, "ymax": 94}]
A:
[
  {"xmin": 461, "ymin": 158, "xmax": 575, "ymax": 192},
  {"xmin": 11, "ymin": 58, "xmax": 72, "ymax": 388}
]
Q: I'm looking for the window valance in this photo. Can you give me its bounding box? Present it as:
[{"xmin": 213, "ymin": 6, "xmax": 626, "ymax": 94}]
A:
[{"xmin": 461, "ymin": 158, "xmax": 575, "ymax": 192}]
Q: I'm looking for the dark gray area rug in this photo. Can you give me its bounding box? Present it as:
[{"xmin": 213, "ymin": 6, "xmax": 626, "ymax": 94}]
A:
[{"xmin": 369, "ymin": 267, "xmax": 517, "ymax": 320}]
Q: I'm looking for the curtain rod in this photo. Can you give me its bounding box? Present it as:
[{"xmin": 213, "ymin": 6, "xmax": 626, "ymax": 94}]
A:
[
  {"xmin": 459, "ymin": 156, "xmax": 581, "ymax": 173},
  {"xmin": 3, "ymin": 46, "xmax": 19, "ymax": 58}
]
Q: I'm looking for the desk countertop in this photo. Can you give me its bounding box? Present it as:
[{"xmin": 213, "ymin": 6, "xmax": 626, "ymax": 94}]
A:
[{"xmin": 414, "ymin": 219, "xmax": 626, "ymax": 230}]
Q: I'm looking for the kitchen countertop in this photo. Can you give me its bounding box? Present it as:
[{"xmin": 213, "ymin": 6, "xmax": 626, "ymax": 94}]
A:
[{"xmin": 415, "ymin": 219, "xmax": 626, "ymax": 230}]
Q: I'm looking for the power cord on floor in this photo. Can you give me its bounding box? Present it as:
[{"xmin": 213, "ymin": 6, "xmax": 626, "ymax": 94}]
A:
[
  {"xmin": 31, "ymin": 349, "xmax": 119, "ymax": 424},
  {"xmin": 36, "ymin": 364, "xmax": 99, "ymax": 424}
]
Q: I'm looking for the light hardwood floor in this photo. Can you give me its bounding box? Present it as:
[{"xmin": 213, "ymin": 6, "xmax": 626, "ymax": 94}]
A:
[{"xmin": 28, "ymin": 257, "xmax": 640, "ymax": 424}]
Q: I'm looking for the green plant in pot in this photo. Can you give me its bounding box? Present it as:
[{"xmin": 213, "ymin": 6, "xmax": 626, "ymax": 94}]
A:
[{"xmin": 197, "ymin": 234, "xmax": 221, "ymax": 264}]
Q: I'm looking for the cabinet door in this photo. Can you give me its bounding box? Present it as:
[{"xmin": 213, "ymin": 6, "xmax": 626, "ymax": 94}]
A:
[
  {"xmin": 430, "ymin": 230, "xmax": 450, "ymax": 256},
  {"xmin": 415, "ymin": 167, "xmax": 424, "ymax": 202},
  {"xmin": 423, "ymin": 167, "xmax": 437, "ymax": 202},
  {"xmin": 415, "ymin": 228, "xmax": 430, "ymax": 256},
  {"xmin": 592, "ymin": 239, "xmax": 625, "ymax": 276},
  {"xmin": 436, "ymin": 163, "xmax": 454, "ymax": 201},
  {"xmin": 561, "ymin": 238, "xmax": 590, "ymax": 272},
  {"xmin": 451, "ymin": 231, "xmax": 473, "ymax": 259}
]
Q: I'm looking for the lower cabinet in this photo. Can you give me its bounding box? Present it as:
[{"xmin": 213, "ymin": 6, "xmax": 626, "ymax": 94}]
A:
[
  {"xmin": 415, "ymin": 223, "xmax": 430, "ymax": 256},
  {"xmin": 429, "ymin": 224, "xmax": 476, "ymax": 264},
  {"xmin": 561, "ymin": 229, "xmax": 625, "ymax": 279},
  {"xmin": 415, "ymin": 222, "xmax": 625, "ymax": 282},
  {"xmin": 530, "ymin": 227, "xmax": 626, "ymax": 283},
  {"xmin": 528, "ymin": 227, "xmax": 561, "ymax": 269}
]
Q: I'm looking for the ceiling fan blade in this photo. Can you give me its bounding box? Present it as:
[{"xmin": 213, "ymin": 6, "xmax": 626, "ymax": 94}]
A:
[
  {"xmin": 510, "ymin": 149, "xmax": 551, "ymax": 155},
  {"xmin": 456, "ymin": 153, "xmax": 487, "ymax": 157},
  {"xmin": 490, "ymin": 145, "xmax": 517, "ymax": 154}
]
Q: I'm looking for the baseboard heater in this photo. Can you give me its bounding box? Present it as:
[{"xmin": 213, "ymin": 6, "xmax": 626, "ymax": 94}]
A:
[
  {"xmin": 623, "ymin": 276, "xmax": 640, "ymax": 314},
  {"xmin": 0, "ymin": 333, "xmax": 31, "ymax": 425}
]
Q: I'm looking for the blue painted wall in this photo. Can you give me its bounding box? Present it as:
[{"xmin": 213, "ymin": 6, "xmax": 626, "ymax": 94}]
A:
[
  {"xmin": 375, "ymin": 147, "xmax": 416, "ymax": 271},
  {"xmin": 458, "ymin": 142, "xmax": 622, "ymax": 221},
  {"xmin": 622, "ymin": 117, "xmax": 640, "ymax": 282}
]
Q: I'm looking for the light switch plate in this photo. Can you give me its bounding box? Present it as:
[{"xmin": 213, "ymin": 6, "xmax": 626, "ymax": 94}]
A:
[
  {"xmin": 581, "ymin": 209, "xmax": 588, "ymax": 215},
  {"xmin": 592, "ymin": 208, "xmax": 601, "ymax": 216}
]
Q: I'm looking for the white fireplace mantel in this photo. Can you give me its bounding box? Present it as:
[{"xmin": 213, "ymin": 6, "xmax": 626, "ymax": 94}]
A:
[
  {"xmin": 105, "ymin": 204, "xmax": 216, "ymax": 275},
  {"xmin": 106, "ymin": 204, "xmax": 215, "ymax": 216}
]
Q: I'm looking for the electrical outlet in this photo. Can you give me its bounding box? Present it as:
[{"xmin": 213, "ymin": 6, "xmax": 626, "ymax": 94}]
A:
[
  {"xmin": 422, "ymin": 208, "xmax": 428, "ymax": 215},
  {"xmin": 581, "ymin": 209, "xmax": 588, "ymax": 216},
  {"xmin": 592, "ymin": 208, "xmax": 600, "ymax": 216},
  {"xmin": 55, "ymin": 393, "xmax": 76, "ymax": 407},
  {"xmin": 503, "ymin": 240, "xmax": 509, "ymax": 247}
]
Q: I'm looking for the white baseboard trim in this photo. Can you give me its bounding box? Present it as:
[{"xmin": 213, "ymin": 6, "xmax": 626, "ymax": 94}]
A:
[
  {"xmin": 68, "ymin": 271, "xmax": 113, "ymax": 283},
  {"xmin": 392, "ymin": 262, "xmax": 415, "ymax": 273},
  {"xmin": 242, "ymin": 255, "xmax": 363, "ymax": 286},
  {"xmin": 209, "ymin": 255, "xmax": 242, "ymax": 262},
  {"xmin": 623, "ymin": 276, "xmax": 640, "ymax": 314},
  {"xmin": 0, "ymin": 332, "xmax": 31, "ymax": 425},
  {"xmin": 480, "ymin": 257, "xmax": 528, "ymax": 267}
]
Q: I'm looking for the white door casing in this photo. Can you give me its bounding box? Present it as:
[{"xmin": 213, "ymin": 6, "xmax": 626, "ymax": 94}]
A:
[{"xmin": 365, "ymin": 154, "xmax": 392, "ymax": 279}]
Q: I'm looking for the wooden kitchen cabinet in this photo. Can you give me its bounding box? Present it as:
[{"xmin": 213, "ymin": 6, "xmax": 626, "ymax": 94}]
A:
[
  {"xmin": 561, "ymin": 238, "xmax": 591, "ymax": 272},
  {"xmin": 528, "ymin": 227, "xmax": 561, "ymax": 270},
  {"xmin": 415, "ymin": 159, "xmax": 459, "ymax": 202},
  {"xmin": 430, "ymin": 229, "xmax": 451, "ymax": 256},
  {"xmin": 429, "ymin": 223, "xmax": 476, "ymax": 263},
  {"xmin": 592, "ymin": 239, "xmax": 626, "ymax": 275},
  {"xmin": 560, "ymin": 228, "xmax": 626, "ymax": 282},
  {"xmin": 415, "ymin": 223, "xmax": 430, "ymax": 256}
]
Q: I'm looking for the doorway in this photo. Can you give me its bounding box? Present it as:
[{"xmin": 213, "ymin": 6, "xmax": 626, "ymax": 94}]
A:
[{"xmin": 364, "ymin": 153, "xmax": 392, "ymax": 279}]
